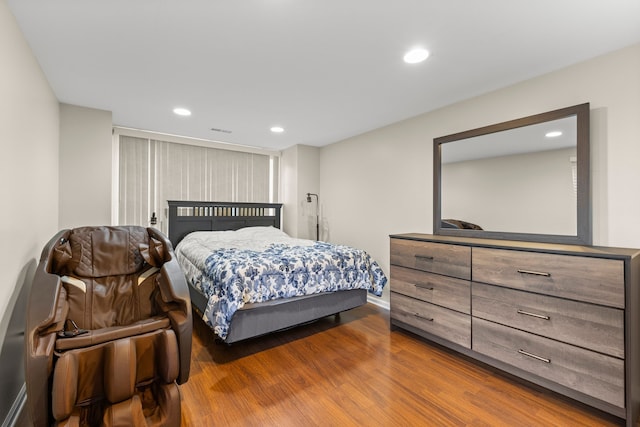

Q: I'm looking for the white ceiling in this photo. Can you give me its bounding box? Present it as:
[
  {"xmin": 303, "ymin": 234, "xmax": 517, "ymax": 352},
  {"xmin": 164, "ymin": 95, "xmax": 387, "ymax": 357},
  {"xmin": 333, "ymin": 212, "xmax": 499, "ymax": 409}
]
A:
[
  {"xmin": 442, "ymin": 116, "xmax": 577, "ymax": 164},
  {"xmin": 7, "ymin": 1, "xmax": 640, "ymax": 151}
]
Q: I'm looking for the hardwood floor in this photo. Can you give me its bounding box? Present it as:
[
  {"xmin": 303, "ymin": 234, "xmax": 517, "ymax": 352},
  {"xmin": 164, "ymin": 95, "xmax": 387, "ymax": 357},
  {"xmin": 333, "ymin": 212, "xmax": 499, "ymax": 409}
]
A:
[{"xmin": 180, "ymin": 303, "xmax": 622, "ymax": 426}]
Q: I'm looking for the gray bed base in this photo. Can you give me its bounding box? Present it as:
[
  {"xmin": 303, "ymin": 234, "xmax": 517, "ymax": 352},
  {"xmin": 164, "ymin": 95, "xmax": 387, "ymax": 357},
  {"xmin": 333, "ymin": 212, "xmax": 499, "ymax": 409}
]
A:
[
  {"xmin": 189, "ymin": 286, "xmax": 367, "ymax": 344},
  {"xmin": 167, "ymin": 200, "xmax": 368, "ymax": 343}
]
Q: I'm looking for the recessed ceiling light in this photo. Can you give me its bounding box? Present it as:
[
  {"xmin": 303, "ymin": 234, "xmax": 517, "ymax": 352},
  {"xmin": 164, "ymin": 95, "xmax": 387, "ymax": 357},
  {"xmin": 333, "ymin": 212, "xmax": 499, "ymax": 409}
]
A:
[
  {"xmin": 403, "ymin": 48, "xmax": 429, "ymax": 64},
  {"xmin": 545, "ymin": 131, "xmax": 563, "ymax": 138},
  {"xmin": 173, "ymin": 107, "xmax": 191, "ymax": 116},
  {"xmin": 270, "ymin": 126, "xmax": 284, "ymax": 133}
]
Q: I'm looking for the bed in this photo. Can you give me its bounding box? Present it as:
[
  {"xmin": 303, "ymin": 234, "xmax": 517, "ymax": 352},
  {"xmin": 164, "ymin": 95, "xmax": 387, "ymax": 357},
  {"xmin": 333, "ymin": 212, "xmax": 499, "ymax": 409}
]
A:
[{"xmin": 167, "ymin": 200, "xmax": 387, "ymax": 343}]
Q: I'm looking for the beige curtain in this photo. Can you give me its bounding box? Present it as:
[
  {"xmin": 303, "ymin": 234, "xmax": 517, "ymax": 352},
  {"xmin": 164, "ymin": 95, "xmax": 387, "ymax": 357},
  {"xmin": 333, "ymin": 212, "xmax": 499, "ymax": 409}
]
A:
[
  {"xmin": 118, "ymin": 135, "xmax": 276, "ymax": 234},
  {"xmin": 118, "ymin": 136, "xmax": 150, "ymax": 227}
]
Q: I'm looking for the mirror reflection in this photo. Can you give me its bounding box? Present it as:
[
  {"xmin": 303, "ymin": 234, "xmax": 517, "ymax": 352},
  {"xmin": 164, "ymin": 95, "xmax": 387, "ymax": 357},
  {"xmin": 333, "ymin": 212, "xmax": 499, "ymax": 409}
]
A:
[{"xmin": 441, "ymin": 116, "xmax": 577, "ymax": 236}]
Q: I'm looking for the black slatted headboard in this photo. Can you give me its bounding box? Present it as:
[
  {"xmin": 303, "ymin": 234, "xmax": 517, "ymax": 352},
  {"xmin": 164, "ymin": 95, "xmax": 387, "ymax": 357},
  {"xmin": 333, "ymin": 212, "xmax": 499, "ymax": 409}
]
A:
[{"xmin": 167, "ymin": 201, "xmax": 283, "ymax": 247}]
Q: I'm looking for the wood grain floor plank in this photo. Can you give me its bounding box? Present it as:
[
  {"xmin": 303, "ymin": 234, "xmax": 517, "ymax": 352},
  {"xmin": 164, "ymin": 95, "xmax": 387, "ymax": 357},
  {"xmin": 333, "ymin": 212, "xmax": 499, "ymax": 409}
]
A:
[{"xmin": 181, "ymin": 303, "xmax": 622, "ymax": 426}]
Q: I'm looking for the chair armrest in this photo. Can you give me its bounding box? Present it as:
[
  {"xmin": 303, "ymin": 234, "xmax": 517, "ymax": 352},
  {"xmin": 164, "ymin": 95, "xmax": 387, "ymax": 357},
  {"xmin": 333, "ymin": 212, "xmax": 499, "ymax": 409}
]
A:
[
  {"xmin": 26, "ymin": 231, "xmax": 70, "ymax": 427},
  {"xmin": 147, "ymin": 227, "xmax": 192, "ymax": 384},
  {"xmin": 158, "ymin": 259, "xmax": 192, "ymax": 384}
]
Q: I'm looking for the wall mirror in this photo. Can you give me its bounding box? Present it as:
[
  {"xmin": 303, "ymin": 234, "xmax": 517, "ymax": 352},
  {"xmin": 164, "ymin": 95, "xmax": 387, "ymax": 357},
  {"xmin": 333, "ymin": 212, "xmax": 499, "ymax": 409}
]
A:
[{"xmin": 433, "ymin": 103, "xmax": 591, "ymax": 245}]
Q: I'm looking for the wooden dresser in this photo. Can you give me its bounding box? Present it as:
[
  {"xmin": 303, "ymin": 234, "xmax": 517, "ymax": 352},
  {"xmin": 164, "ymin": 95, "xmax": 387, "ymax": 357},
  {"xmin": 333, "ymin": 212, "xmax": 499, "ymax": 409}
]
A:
[{"xmin": 389, "ymin": 233, "xmax": 640, "ymax": 425}]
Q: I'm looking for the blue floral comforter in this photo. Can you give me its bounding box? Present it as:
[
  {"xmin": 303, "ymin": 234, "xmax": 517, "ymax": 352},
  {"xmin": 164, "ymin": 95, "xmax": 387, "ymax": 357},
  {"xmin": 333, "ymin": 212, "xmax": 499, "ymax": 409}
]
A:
[{"xmin": 175, "ymin": 227, "xmax": 387, "ymax": 340}]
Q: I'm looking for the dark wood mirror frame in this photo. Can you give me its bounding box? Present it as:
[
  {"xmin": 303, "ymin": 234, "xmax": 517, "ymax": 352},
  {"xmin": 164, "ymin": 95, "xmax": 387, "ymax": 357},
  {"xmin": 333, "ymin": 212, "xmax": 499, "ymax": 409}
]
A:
[{"xmin": 433, "ymin": 103, "xmax": 591, "ymax": 245}]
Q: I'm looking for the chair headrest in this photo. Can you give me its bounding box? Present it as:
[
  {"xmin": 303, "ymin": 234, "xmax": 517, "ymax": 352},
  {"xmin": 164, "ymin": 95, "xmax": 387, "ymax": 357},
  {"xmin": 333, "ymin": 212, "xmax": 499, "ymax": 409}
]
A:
[{"xmin": 52, "ymin": 226, "xmax": 152, "ymax": 278}]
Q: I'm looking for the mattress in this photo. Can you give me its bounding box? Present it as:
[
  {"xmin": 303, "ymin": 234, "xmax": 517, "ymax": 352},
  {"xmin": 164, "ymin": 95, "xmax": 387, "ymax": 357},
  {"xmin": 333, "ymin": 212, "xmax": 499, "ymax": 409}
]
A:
[{"xmin": 175, "ymin": 226, "xmax": 387, "ymax": 340}]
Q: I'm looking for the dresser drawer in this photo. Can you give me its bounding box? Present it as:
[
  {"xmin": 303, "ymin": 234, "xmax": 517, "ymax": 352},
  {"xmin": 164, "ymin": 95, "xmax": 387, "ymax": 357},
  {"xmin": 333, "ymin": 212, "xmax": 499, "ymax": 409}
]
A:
[
  {"xmin": 391, "ymin": 292, "xmax": 470, "ymax": 348},
  {"xmin": 473, "ymin": 318, "xmax": 624, "ymax": 408},
  {"xmin": 390, "ymin": 239, "xmax": 470, "ymax": 280},
  {"xmin": 472, "ymin": 283, "xmax": 624, "ymax": 358},
  {"xmin": 391, "ymin": 266, "xmax": 470, "ymax": 314},
  {"xmin": 472, "ymin": 247, "xmax": 624, "ymax": 308}
]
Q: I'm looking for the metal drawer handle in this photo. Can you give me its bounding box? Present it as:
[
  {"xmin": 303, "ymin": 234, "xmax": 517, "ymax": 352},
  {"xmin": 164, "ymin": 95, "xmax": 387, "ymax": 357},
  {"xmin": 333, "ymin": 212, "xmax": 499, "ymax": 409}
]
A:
[
  {"xmin": 517, "ymin": 309, "xmax": 550, "ymax": 320},
  {"xmin": 415, "ymin": 255, "xmax": 434, "ymax": 261},
  {"xmin": 415, "ymin": 283, "xmax": 434, "ymax": 291},
  {"xmin": 517, "ymin": 269, "xmax": 551, "ymax": 277},
  {"xmin": 414, "ymin": 313, "xmax": 434, "ymax": 322},
  {"xmin": 518, "ymin": 349, "xmax": 551, "ymax": 364}
]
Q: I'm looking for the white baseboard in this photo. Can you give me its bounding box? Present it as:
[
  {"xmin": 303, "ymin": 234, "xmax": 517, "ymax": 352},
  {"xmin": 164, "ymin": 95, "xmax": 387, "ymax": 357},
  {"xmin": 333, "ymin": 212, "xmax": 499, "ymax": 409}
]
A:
[
  {"xmin": 2, "ymin": 383, "xmax": 26, "ymax": 427},
  {"xmin": 367, "ymin": 295, "xmax": 390, "ymax": 311}
]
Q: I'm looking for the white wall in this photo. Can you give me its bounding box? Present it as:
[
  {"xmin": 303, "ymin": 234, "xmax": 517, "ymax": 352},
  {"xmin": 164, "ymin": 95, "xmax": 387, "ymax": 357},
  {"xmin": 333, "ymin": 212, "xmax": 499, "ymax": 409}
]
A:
[
  {"xmin": 0, "ymin": 1, "xmax": 59, "ymax": 422},
  {"xmin": 442, "ymin": 147, "xmax": 577, "ymax": 235},
  {"xmin": 297, "ymin": 145, "xmax": 321, "ymax": 240},
  {"xmin": 280, "ymin": 144, "xmax": 320, "ymax": 239},
  {"xmin": 59, "ymin": 103, "xmax": 113, "ymax": 229},
  {"xmin": 280, "ymin": 145, "xmax": 299, "ymax": 237},
  {"xmin": 320, "ymin": 43, "xmax": 640, "ymax": 305},
  {"xmin": 0, "ymin": 0, "xmax": 59, "ymax": 342}
]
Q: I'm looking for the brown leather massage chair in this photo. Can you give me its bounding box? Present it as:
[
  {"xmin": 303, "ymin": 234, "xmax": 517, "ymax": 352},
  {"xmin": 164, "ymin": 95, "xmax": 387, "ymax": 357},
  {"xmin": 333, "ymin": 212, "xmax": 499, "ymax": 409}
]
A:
[{"xmin": 25, "ymin": 226, "xmax": 192, "ymax": 426}]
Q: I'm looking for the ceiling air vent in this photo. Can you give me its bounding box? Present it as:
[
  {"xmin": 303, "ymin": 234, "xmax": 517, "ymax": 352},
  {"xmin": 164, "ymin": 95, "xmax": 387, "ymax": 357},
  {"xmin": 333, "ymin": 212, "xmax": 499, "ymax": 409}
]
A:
[{"xmin": 211, "ymin": 127, "xmax": 232, "ymax": 134}]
